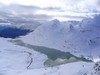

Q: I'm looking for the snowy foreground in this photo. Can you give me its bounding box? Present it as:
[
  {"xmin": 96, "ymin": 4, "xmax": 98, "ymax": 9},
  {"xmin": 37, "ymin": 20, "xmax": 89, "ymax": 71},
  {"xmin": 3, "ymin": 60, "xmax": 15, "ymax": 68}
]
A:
[
  {"xmin": 0, "ymin": 37, "xmax": 98, "ymax": 75},
  {"xmin": 4, "ymin": 62, "xmax": 94, "ymax": 75},
  {"xmin": 0, "ymin": 38, "xmax": 94, "ymax": 75}
]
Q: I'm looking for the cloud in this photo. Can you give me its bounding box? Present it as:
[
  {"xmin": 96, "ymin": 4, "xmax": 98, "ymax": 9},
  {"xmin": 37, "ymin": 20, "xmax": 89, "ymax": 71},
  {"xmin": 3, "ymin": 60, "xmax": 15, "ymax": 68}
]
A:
[
  {"xmin": 58, "ymin": 0, "xmax": 100, "ymax": 12},
  {"xmin": 96, "ymin": 0, "xmax": 100, "ymax": 7},
  {"xmin": 42, "ymin": 7, "xmax": 63, "ymax": 12},
  {"xmin": 0, "ymin": 0, "xmax": 99, "ymax": 21},
  {"xmin": 0, "ymin": 0, "xmax": 63, "ymax": 8},
  {"xmin": 0, "ymin": 0, "xmax": 100, "ymax": 13},
  {"xmin": 0, "ymin": 4, "xmax": 40, "ymax": 14},
  {"xmin": 0, "ymin": 4, "xmax": 54, "ymax": 22}
]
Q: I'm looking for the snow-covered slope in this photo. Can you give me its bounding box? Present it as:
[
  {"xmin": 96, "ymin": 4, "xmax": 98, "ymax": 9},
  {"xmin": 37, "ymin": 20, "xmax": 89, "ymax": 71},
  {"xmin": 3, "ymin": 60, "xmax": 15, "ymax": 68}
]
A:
[
  {"xmin": 0, "ymin": 37, "xmax": 99, "ymax": 75},
  {"xmin": 20, "ymin": 15, "xmax": 100, "ymax": 59},
  {"xmin": 5, "ymin": 62, "xmax": 94, "ymax": 75},
  {"xmin": 0, "ymin": 38, "xmax": 48, "ymax": 70},
  {"xmin": 0, "ymin": 37, "xmax": 96, "ymax": 75}
]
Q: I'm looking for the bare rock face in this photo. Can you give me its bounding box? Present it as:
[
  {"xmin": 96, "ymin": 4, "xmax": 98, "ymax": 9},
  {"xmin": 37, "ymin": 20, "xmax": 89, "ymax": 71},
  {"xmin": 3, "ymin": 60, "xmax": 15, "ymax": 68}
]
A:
[{"xmin": 93, "ymin": 61, "xmax": 100, "ymax": 75}]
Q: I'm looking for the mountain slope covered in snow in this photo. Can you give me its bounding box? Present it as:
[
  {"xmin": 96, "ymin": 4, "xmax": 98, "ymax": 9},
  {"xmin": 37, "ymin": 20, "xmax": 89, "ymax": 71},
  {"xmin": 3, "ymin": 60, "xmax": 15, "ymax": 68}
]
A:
[{"xmin": 20, "ymin": 15, "xmax": 100, "ymax": 59}]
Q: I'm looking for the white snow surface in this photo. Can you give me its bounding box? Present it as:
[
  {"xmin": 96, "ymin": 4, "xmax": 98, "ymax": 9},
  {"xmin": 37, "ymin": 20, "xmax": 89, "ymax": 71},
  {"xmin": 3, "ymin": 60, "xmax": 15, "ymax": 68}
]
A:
[
  {"xmin": 0, "ymin": 38, "xmax": 48, "ymax": 70},
  {"xmin": 0, "ymin": 37, "xmax": 96, "ymax": 75}
]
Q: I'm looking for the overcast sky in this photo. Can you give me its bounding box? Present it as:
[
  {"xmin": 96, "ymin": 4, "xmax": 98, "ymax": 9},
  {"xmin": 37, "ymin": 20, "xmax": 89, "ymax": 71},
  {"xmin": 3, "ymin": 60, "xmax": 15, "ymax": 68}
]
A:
[{"xmin": 0, "ymin": 0, "xmax": 99, "ymax": 21}]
